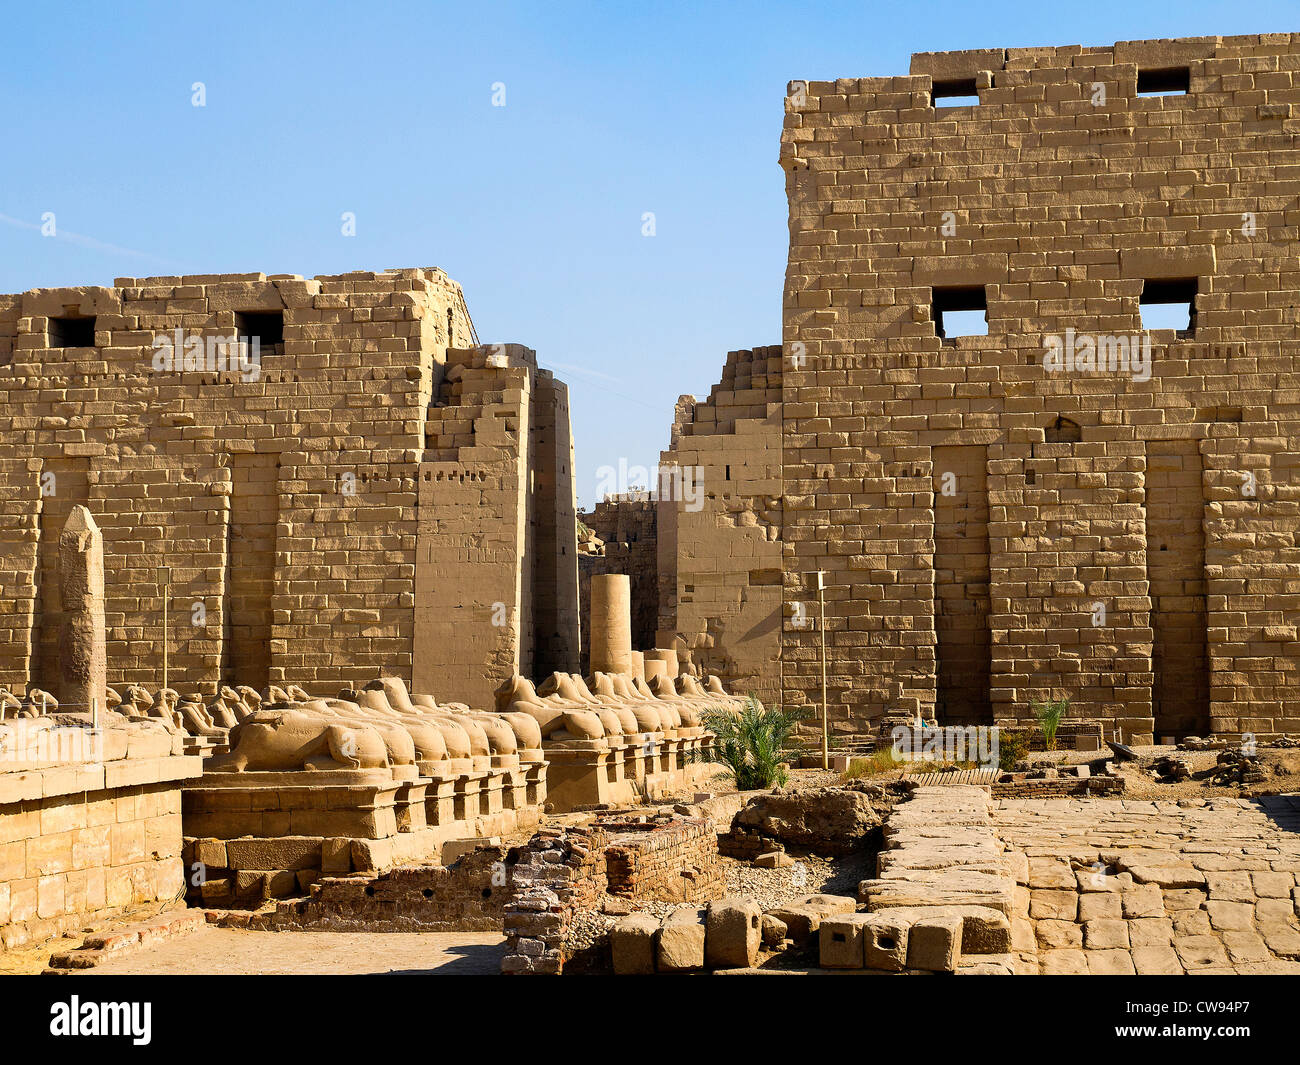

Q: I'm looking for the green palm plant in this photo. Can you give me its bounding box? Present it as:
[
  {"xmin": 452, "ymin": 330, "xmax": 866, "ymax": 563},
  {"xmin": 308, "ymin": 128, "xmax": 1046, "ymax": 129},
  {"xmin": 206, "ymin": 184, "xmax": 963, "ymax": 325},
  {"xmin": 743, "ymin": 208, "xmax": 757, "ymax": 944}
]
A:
[
  {"xmin": 1031, "ymin": 696, "xmax": 1069, "ymax": 751},
  {"xmin": 701, "ymin": 696, "xmax": 800, "ymax": 790}
]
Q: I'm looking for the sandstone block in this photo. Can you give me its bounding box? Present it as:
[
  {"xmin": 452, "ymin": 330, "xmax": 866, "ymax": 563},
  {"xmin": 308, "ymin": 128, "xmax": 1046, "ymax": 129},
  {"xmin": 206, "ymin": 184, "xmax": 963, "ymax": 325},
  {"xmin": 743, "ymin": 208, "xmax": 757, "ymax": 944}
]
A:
[
  {"xmin": 706, "ymin": 897, "xmax": 761, "ymax": 969},
  {"xmin": 862, "ymin": 911, "xmax": 910, "ymax": 971},
  {"xmin": 819, "ymin": 914, "xmax": 872, "ymax": 969},
  {"xmin": 768, "ymin": 893, "xmax": 856, "ymax": 944},
  {"xmin": 1038, "ymin": 949, "xmax": 1088, "ymax": 975},
  {"xmin": 1132, "ymin": 945, "xmax": 1182, "ymax": 975},
  {"xmin": 1083, "ymin": 918, "xmax": 1129, "ymax": 950},
  {"xmin": 1029, "ymin": 889, "xmax": 1077, "ymax": 921},
  {"xmin": 611, "ymin": 914, "xmax": 659, "ymax": 975},
  {"xmin": 193, "ymin": 837, "xmax": 227, "ymax": 870},
  {"xmin": 1035, "ymin": 918, "xmax": 1082, "ymax": 949},
  {"xmin": 1120, "ymin": 882, "xmax": 1166, "ymax": 919},
  {"xmin": 322, "ymin": 837, "xmax": 353, "ymax": 874},
  {"xmin": 1078, "ymin": 892, "xmax": 1121, "ymax": 922},
  {"xmin": 1175, "ymin": 935, "xmax": 1230, "ymax": 970},
  {"xmin": 1087, "ymin": 949, "xmax": 1137, "ymax": 976},
  {"xmin": 761, "ymin": 913, "xmax": 787, "ymax": 948},
  {"xmin": 657, "ymin": 907, "xmax": 706, "ymax": 972},
  {"xmin": 906, "ymin": 913, "xmax": 962, "ymax": 972}
]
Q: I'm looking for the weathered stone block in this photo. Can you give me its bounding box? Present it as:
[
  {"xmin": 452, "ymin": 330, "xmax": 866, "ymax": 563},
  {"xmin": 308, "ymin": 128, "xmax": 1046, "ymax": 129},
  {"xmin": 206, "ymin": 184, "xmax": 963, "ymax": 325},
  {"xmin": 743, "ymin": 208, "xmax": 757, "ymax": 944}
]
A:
[
  {"xmin": 657, "ymin": 906, "xmax": 706, "ymax": 972},
  {"xmin": 610, "ymin": 913, "xmax": 659, "ymax": 975},
  {"xmin": 818, "ymin": 913, "xmax": 873, "ymax": 969},
  {"xmin": 906, "ymin": 913, "xmax": 962, "ymax": 972},
  {"xmin": 862, "ymin": 911, "xmax": 910, "ymax": 971},
  {"xmin": 705, "ymin": 897, "xmax": 761, "ymax": 969}
]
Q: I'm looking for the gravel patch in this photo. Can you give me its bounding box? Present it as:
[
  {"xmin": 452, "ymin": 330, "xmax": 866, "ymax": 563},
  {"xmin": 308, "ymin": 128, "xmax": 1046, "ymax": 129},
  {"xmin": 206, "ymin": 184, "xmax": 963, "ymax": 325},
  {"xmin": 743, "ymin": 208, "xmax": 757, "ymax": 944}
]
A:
[{"xmin": 723, "ymin": 851, "xmax": 873, "ymax": 910}]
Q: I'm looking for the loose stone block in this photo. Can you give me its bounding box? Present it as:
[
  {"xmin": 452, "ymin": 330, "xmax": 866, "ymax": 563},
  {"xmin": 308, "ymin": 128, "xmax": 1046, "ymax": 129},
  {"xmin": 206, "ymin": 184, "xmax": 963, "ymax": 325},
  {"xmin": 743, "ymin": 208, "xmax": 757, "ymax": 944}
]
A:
[
  {"xmin": 768, "ymin": 894, "xmax": 856, "ymax": 945},
  {"xmin": 862, "ymin": 912, "xmax": 910, "ymax": 971},
  {"xmin": 760, "ymin": 913, "xmax": 787, "ymax": 948},
  {"xmin": 706, "ymin": 897, "xmax": 761, "ymax": 970},
  {"xmin": 657, "ymin": 907, "xmax": 707, "ymax": 972},
  {"xmin": 611, "ymin": 913, "xmax": 659, "ymax": 975},
  {"xmin": 906, "ymin": 913, "xmax": 963, "ymax": 972},
  {"xmin": 818, "ymin": 914, "xmax": 873, "ymax": 970}
]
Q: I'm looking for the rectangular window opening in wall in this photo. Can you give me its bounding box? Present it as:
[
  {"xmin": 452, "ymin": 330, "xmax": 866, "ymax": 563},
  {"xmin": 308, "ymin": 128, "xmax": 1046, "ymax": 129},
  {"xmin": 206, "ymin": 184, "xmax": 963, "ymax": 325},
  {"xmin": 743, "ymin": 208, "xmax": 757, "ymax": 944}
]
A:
[
  {"xmin": 932, "ymin": 78, "xmax": 980, "ymax": 108},
  {"xmin": 48, "ymin": 316, "xmax": 96, "ymax": 348},
  {"xmin": 234, "ymin": 311, "xmax": 285, "ymax": 352},
  {"xmin": 1140, "ymin": 278, "xmax": 1197, "ymax": 337},
  {"xmin": 1137, "ymin": 67, "xmax": 1190, "ymax": 96},
  {"xmin": 933, "ymin": 286, "xmax": 988, "ymax": 341}
]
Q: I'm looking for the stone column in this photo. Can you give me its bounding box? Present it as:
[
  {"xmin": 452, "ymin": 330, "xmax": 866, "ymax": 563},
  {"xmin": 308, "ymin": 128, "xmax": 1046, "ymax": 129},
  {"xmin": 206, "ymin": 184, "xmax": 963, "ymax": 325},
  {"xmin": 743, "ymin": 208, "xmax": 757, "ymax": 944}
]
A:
[
  {"xmin": 644, "ymin": 647, "xmax": 679, "ymax": 680},
  {"xmin": 58, "ymin": 505, "xmax": 106, "ymax": 716},
  {"xmin": 589, "ymin": 573, "xmax": 633, "ymax": 675}
]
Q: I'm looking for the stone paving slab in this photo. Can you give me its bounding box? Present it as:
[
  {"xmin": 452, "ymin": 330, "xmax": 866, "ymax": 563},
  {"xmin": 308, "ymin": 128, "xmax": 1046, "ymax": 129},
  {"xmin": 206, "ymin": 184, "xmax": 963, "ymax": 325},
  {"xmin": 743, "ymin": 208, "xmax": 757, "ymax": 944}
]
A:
[
  {"xmin": 861, "ymin": 787, "xmax": 1017, "ymax": 946},
  {"xmin": 994, "ymin": 796, "xmax": 1300, "ymax": 975}
]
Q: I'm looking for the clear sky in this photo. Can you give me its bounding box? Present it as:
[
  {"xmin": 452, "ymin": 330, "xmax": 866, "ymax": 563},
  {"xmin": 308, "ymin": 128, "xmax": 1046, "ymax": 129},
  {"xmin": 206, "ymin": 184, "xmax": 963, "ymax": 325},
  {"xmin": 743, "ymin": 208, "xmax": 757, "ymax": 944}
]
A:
[{"xmin": 2, "ymin": 1, "xmax": 1292, "ymax": 507}]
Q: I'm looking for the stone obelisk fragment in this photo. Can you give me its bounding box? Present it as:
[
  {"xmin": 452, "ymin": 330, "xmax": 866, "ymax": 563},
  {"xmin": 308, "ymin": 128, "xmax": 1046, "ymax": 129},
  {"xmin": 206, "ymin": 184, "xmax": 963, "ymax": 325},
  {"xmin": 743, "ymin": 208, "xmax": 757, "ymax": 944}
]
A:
[{"xmin": 58, "ymin": 505, "xmax": 107, "ymax": 715}]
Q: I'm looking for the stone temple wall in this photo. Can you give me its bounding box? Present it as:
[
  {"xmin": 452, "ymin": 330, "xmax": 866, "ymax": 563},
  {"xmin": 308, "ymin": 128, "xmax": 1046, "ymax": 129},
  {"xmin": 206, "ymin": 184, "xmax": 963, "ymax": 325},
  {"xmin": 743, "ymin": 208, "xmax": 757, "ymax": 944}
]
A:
[
  {"xmin": 658, "ymin": 347, "xmax": 784, "ymax": 705},
  {"xmin": 0, "ymin": 726, "xmax": 200, "ymax": 951},
  {"xmin": 780, "ymin": 34, "xmax": 1300, "ymax": 742},
  {"xmin": 416, "ymin": 343, "xmax": 580, "ymax": 707},
  {"xmin": 0, "ymin": 269, "xmax": 578, "ymax": 707}
]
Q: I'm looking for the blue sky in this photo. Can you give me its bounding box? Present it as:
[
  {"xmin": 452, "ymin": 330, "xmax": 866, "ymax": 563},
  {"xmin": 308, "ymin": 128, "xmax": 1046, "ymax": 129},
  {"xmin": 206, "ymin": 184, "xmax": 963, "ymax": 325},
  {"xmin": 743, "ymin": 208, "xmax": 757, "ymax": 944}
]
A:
[{"xmin": 1, "ymin": 1, "xmax": 1291, "ymax": 507}]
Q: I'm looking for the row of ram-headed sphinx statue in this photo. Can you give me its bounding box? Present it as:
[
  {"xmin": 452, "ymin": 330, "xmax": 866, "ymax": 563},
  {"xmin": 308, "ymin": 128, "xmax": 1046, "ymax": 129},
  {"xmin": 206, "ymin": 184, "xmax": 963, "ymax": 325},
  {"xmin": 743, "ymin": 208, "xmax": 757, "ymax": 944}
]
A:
[{"xmin": 3, "ymin": 667, "xmax": 743, "ymax": 811}]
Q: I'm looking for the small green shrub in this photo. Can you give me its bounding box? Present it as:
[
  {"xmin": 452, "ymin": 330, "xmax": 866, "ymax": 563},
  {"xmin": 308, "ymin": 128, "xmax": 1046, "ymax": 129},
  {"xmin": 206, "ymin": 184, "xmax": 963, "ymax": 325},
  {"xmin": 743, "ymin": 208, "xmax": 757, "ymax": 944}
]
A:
[
  {"xmin": 997, "ymin": 728, "xmax": 1031, "ymax": 771},
  {"xmin": 701, "ymin": 697, "xmax": 800, "ymax": 791},
  {"xmin": 1031, "ymin": 697, "xmax": 1069, "ymax": 751}
]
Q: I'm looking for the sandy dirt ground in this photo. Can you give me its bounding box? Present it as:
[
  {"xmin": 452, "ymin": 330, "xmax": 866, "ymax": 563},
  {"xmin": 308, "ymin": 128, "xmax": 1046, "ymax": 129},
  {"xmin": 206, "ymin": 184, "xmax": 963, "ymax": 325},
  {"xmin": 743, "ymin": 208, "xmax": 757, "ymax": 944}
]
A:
[{"xmin": 78, "ymin": 928, "xmax": 505, "ymax": 975}]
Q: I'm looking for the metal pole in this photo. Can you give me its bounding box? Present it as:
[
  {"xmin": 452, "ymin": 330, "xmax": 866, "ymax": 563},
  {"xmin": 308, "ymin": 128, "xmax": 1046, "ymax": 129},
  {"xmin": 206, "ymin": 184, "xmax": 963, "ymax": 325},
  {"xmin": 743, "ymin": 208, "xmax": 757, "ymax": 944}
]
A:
[
  {"xmin": 158, "ymin": 566, "xmax": 170, "ymax": 692},
  {"xmin": 817, "ymin": 570, "xmax": 828, "ymax": 771}
]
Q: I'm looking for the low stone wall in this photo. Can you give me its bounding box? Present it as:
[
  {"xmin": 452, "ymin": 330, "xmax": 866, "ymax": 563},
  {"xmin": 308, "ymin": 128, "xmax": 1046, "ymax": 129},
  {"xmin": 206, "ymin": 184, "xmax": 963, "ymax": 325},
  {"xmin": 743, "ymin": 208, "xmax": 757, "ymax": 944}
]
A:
[
  {"xmin": 1015, "ymin": 721, "xmax": 1106, "ymax": 752},
  {"xmin": 1, "ymin": 751, "xmax": 202, "ymax": 950},
  {"xmin": 502, "ymin": 824, "xmax": 610, "ymax": 974},
  {"xmin": 183, "ymin": 761, "xmax": 546, "ymax": 906},
  {"xmin": 502, "ymin": 812, "xmax": 723, "ymax": 973},
  {"xmin": 718, "ymin": 825, "xmax": 779, "ymax": 861},
  {"xmin": 603, "ymin": 816, "xmax": 723, "ymax": 901},
  {"xmin": 48, "ymin": 909, "xmax": 207, "ymax": 970},
  {"xmin": 208, "ymin": 846, "xmax": 514, "ymax": 932},
  {"xmin": 991, "ymin": 776, "xmax": 1124, "ymax": 799}
]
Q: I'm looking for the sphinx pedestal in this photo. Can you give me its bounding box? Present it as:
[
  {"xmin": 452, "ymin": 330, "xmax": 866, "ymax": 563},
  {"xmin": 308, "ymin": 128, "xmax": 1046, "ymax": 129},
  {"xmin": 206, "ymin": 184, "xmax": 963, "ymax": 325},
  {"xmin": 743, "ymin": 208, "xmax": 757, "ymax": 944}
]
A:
[{"xmin": 183, "ymin": 756, "xmax": 547, "ymax": 907}]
